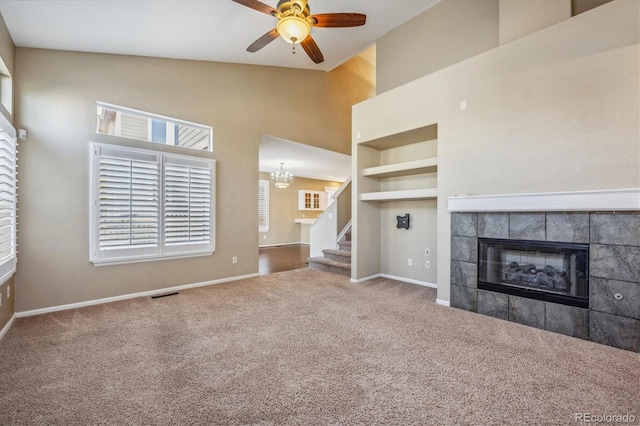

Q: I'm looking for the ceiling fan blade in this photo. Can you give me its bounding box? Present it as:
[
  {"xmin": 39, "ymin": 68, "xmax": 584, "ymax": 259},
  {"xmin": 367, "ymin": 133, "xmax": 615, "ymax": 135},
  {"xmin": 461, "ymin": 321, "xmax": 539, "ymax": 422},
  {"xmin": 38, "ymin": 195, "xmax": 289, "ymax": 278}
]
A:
[
  {"xmin": 247, "ymin": 28, "xmax": 280, "ymax": 52},
  {"xmin": 301, "ymin": 35, "xmax": 324, "ymax": 64},
  {"xmin": 231, "ymin": 0, "xmax": 277, "ymax": 16},
  {"xmin": 310, "ymin": 13, "xmax": 366, "ymax": 28}
]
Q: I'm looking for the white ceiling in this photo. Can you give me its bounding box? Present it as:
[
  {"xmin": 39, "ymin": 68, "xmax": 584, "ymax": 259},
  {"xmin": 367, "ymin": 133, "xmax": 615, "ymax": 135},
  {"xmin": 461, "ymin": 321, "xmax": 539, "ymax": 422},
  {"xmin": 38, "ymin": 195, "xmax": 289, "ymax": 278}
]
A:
[
  {"xmin": 0, "ymin": 0, "xmax": 439, "ymax": 72},
  {"xmin": 259, "ymin": 134, "xmax": 351, "ymax": 182}
]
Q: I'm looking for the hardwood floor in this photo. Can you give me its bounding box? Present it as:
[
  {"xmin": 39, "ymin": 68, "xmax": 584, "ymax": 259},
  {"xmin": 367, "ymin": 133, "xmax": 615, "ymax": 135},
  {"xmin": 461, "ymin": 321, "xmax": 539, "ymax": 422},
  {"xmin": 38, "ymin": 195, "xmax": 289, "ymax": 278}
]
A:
[{"xmin": 258, "ymin": 244, "xmax": 310, "ymax": 275}]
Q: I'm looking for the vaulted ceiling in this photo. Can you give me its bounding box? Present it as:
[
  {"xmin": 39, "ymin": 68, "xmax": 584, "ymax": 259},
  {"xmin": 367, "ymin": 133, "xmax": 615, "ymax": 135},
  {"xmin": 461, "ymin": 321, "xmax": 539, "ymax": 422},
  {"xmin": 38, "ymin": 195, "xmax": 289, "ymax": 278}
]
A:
[{"xmin": 0, "ymin": 0, "xmax": 440, "ymax": 72}]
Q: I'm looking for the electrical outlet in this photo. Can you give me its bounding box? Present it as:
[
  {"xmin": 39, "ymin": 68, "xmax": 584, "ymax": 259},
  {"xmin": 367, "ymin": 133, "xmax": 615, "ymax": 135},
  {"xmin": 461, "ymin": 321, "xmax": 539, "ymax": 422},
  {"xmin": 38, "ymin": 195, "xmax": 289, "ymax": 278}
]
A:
[
  {"xmin": 408, "ymin": 258, "xmax": 413, "ymax": 266},
  {"xmin": 232, "ymin": 256, "xmax": 238, "ymax": 264},
  {"xmin": 6, "ymin": 285, "xmax": 10, "ymax": 299},
  {"xmin": 425, "ymin": 248, "xmax": 430, "ymax": 256},
  {"xmin": 0, "ymin": 293, "xmax": 2, "ymax": 307},
  {"xmin": 425, "ymin": 261, "xmax": 431, "ymax": 269},
  {"xmin": 263, "ymin": 235, "xmax": 266, "ymax": 240}
]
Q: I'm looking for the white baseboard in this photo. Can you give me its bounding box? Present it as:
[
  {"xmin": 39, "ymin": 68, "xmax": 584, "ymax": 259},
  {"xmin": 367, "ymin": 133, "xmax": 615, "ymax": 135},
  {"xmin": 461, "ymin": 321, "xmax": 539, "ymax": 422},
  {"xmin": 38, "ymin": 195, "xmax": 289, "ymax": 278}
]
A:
[
  {"xmin": 378, "ymin": 274, "xmax": 437, "ymax": 288},
  {"xmin": 350, "ymin": 274, "xmax": 380, "ymax": 283},
  {"xmin": 436, "ymin": 299, "xmax": 450, "ymax": 307},
  {"xmin": 351, "ymin": 273, "xmax": 437, "ymax": 289},
  {"xmin": 15, "ymin": 273, "xmax": 260, "ymax": 318},
  {"xmin": 0, "ymin": 313, "xmax": 16, "ymax": 341}
]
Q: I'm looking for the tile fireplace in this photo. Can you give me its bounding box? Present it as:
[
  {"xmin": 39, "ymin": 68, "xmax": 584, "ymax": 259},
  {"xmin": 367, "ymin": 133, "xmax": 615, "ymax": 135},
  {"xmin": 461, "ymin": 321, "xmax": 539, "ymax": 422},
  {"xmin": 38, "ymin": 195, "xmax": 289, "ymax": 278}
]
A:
[{"xmin": 447, "ymin": 191, "xmax": 640, "ymax": 352}]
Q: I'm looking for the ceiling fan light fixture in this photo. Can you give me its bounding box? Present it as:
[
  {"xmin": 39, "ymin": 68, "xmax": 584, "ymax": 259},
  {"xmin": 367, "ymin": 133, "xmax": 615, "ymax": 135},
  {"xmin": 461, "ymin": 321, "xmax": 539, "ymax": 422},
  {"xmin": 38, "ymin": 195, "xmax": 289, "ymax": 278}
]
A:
[{"xmin": 277, "ymin": 16, "xmax": 310, "ymax": 44}]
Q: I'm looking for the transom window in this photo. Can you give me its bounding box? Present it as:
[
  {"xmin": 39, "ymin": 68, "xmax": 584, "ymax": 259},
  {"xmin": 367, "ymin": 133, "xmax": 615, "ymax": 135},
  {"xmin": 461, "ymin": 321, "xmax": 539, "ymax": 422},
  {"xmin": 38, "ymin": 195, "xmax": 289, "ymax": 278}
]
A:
[
  {"xmin": 90, "ymin": 142, "xmax": 215, "ymax": 265},
  {"xmin": 96, "ymin": 102, "xmax": 212, "ymax": 152}
]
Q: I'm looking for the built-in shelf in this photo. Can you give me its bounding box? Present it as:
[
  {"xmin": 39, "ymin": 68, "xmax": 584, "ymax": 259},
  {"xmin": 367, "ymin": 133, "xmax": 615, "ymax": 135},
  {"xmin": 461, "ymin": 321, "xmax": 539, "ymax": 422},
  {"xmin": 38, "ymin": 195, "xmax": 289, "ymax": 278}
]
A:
[
  {"xmin": 360, "ymin": 188, "xmax": 438, "ymax": 202},
  {"xmin": 359, "ymin": 123, "xmax": 438, "ymax": 149},
  {"xmin": 362, "ymin": 157, "xmax": 437, "ymax": 179}
]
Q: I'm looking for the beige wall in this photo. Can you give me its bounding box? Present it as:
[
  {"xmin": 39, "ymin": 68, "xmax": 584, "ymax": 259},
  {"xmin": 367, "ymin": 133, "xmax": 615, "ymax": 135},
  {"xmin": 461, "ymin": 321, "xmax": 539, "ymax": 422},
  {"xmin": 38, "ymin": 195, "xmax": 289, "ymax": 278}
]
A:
[
  {"xmin": 499, "ymin": 0, "xmax": 571, "ymax": 45},
  {"xmin": 259, "ymin": 173, "xmax": 340, "ymax": 246},
  {"xmin": 354, "ymin": 0, "xmax": 639, "ymax": 302},
  {"xmin": 375, "ymin": 0, "xmax": 614, "ymax": 95},
  {"xmin": 0, "ymin": 12, "xmax": 14, "ymax": 330},
  {"xmin": 376, "ymin": 0, "xmax": 499, "ymax": 94},
  {"xmin": 380, "ymin": 200, "xmax": 438, "ymax": 284},
  {"xmin": 13, "ymin": 48, "xmax": 366, "ymax": 312}
]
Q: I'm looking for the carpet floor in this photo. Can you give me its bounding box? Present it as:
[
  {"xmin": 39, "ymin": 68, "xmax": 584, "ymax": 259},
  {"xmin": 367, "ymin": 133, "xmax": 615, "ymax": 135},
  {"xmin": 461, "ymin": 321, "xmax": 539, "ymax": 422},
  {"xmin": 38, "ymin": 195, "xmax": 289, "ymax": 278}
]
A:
[{"xmin": 0, "ymin": 268, "xmax": 638, "ymax": 425}]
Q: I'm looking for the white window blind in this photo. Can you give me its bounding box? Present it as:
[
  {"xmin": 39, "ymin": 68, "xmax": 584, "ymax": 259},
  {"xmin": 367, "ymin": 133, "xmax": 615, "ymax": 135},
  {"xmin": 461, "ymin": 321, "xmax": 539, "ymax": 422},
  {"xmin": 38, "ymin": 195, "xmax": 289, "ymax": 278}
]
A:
[
  {"xmin": 258, "ymin": 179, "xmax": 269, "ymax": 233},
  {"xmin": 91, "ymin": 143, "xmax": 215, "ymax": 265},
  {"xmin": 0, "ymin": 116, "xmax": 16, "ymax": 285}
]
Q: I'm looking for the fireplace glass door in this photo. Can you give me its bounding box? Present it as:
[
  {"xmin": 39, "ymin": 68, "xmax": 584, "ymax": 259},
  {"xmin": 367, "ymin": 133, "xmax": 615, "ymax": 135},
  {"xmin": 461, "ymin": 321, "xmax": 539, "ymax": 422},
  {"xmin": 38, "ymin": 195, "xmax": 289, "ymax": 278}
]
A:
[{"xmin": 478, "ymin": 239, "xmax": 589, "ymax": 308}]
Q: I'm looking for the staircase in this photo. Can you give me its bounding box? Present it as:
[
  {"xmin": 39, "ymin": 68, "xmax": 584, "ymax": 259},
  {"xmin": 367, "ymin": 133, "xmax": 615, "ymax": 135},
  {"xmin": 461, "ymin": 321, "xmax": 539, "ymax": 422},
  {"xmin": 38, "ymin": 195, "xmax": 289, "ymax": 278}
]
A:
[{"xmin": 308, "ymin": 231, "xmax": 351, "ymax": 277}]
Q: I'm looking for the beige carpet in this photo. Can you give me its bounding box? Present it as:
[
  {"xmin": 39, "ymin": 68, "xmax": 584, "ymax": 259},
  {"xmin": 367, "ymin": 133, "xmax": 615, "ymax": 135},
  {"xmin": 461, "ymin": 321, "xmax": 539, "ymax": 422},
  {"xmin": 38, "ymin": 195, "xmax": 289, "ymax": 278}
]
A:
[{"xmin": 0, "ymin": 268, "xmax": 638, "ymax": 425}]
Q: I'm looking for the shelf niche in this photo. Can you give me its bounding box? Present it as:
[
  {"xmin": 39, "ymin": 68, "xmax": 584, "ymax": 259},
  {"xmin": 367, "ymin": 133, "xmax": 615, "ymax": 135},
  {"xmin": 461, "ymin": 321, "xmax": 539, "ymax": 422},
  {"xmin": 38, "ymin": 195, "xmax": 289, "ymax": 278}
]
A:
[{"xmin": 359, "ymin": 123, "xmax": 438, "ymax": 203}]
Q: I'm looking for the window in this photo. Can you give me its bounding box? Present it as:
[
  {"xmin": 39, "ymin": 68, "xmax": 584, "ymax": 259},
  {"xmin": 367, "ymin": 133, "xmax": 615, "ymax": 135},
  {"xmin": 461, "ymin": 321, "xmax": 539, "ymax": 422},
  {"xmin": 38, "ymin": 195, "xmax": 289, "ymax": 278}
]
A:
[
  {"xmin": 258, "ymin": 179, "xmax": 269, "ymax": 233},
  {"xmin": 96, "ymin": 102, "xmax": 212, "ymax": 152},
  {"xmin": 90, "ymin": 142, "xmax": 215, "ymax": 265},
  {"xmin": 0, "ymin": 57, "xmax": 12, "ymax": 115},
  {"xmin": 0, "ymin": 112, "xmax": 16, "ymax": 284}
]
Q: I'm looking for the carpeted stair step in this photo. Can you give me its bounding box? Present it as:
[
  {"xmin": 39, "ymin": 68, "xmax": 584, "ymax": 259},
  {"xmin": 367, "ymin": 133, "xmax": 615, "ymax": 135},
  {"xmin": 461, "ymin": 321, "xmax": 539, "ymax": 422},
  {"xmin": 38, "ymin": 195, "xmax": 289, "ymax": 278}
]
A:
[
  {"xmin": 338, "ymin": 240, "xmax": 351, "ymax": 252},
  {"xmin": 308, "ymin": 257, "xmax": 351, "ymax": 277},
  {"xmin": 322, "ymin": 249, "xmax": 351, "ymax": 264}
]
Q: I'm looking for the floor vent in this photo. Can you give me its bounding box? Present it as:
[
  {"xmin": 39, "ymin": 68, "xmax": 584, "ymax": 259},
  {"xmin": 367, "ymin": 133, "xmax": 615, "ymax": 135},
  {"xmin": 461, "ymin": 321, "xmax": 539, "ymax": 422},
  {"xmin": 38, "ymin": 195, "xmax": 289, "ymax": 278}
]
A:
[{"xmin": 151, "ymin": 292, "xmax": 179, "ymax": 299}]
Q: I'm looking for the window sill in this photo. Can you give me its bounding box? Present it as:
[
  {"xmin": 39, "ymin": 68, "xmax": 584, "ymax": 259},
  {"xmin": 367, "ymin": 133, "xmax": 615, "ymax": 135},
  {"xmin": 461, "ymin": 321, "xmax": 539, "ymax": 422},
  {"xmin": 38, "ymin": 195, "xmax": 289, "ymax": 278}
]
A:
[
  {"xmin": 91, "ymin": 251, "xmax": 214, "ymax": 267},
  {"xmin": 0, "ymin": 269, "xmax": 15, "ymax": 287}
]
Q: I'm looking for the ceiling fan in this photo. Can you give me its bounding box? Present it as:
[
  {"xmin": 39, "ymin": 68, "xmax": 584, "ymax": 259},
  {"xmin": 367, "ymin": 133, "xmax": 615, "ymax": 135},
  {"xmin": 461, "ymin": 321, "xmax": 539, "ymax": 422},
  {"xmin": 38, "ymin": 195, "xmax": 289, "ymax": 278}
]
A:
[{"xmin": 231, "ymin": 0, "xmax": 367, "ymax": 64}]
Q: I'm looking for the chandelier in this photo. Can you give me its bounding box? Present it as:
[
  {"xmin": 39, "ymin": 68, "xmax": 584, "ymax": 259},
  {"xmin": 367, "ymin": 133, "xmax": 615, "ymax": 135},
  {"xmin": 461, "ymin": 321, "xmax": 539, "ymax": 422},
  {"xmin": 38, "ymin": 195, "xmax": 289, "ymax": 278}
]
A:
[{"xmin": 271, "ymin": 163, "xmax": 293, "ymax": 189}]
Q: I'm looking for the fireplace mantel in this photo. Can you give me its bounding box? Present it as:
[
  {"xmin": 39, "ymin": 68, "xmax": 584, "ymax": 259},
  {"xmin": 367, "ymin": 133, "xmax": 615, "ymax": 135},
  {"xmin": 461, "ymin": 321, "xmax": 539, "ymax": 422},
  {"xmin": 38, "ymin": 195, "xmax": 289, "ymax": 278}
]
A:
[{"xmin": 447, "ymin": 188, "xmax": 640, "ymax": 212}]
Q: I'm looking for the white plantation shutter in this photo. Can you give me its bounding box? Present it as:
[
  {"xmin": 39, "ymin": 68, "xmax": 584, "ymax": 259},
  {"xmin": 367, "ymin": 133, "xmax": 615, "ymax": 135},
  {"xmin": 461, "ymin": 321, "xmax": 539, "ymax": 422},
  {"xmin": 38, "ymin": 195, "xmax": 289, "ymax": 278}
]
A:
[
  {"xmin": 258, "ymin": 179, "xmax": 269, "ymax": 232},
  {"xmin": 91, "ymin": 143, "xmax": 215, "ymax": 265},
  {"xmin": 93, "ymin": 145, "xmax": 160, "ymax": 262},
  {"xmin": 164, "ymin": 156, "xmax": 213, "ymax": 255},
  {"xmin": 0, "ymin": 124, "xmax": 16, "ymax": 283}
]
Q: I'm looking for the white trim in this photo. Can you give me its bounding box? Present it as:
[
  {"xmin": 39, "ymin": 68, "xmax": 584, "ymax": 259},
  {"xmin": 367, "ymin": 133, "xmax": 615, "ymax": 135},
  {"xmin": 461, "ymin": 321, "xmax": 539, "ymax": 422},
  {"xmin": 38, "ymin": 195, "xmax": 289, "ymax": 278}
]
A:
[
  {"xmin": 332, "ymin": 176, "xmax": 352, "ymax": 199},
  {"xmin": 15, "ymin": 273, "xmax": 259, "ymax": 318},
  {"xmin": 378, "ymin": 274, "xmax": 437, "ymax": 288},
  {"xmin": 92, "ymin": 251, "xmax": 215, "ymax": 267},
  {"xmin": 436, "ymin": 299, "xmax": 450, "ymax": 307},
  {"xmin": 0, "ymin": 313, "xmax": 16, "ymax": 341},
  {"xmin": 0, "ymin": 271, "xmax": 14, "ymax": 287},
  {"xmin": 0, "ymin": 110, "xmax": 16, "ymax": 138},
  {"xmin": 337, "ymin": 219, "xmax": 352, "ymax": 244},
  {"xmin": 447, "ymin": 188, "xmax": 640, "ymax": 212},
  {"xmin": 350, "ymin": 273, "xmax": 381, "ymax": 283},
  {"xmin": 350, "ymin": 273, "xmax": 437, "ymax": 289}
]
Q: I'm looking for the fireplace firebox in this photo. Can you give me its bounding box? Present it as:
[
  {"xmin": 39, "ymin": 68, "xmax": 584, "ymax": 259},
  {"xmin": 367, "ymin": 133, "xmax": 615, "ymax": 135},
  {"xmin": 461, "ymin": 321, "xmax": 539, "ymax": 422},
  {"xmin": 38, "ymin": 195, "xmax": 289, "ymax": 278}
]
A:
[{"xmin": 478, "ymin": 239, "xmax": 589, "ymax": 308}]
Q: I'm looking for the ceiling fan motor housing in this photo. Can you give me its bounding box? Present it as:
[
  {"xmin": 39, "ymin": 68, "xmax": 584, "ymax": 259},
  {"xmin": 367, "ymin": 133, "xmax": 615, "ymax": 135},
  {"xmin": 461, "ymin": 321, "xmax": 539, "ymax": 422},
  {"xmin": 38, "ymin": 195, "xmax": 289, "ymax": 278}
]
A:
[{"xmin": 276, "ymin": 0, "xmax": 311, "ymax": 19}]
